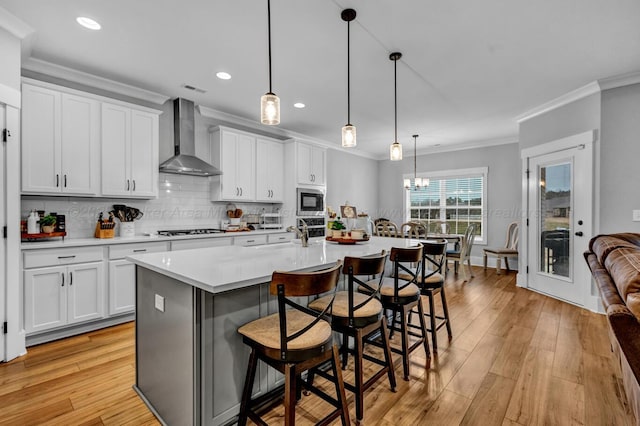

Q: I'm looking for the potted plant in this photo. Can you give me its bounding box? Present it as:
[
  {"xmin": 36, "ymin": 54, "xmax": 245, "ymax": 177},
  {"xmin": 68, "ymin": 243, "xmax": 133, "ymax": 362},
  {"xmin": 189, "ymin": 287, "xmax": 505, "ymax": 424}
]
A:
[
  {"xmin": 329, "ymin": 218, "xmax": 346, "ymax": 238},
  {"xmin": 40, "ymin": 215, "xmax": 57, "ymax": 233}
]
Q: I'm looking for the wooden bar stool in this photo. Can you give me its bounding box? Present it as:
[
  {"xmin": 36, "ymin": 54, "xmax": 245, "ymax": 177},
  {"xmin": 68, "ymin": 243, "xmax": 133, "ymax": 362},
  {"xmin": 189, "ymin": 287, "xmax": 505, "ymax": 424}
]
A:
[
  {"xmin": 237, "ymin": 263, "xmax": 350, "ymax": 426},
  {"xmin": 362, "ymin": 245, "xmax": 430, "ymax": 380},
  {"xmin": 308, "ymin": 251, "xmax": 396, "ymax": 423},
  {"xmin": 412, "ymin": 240, "xmax": 452, "ymax": 353}
]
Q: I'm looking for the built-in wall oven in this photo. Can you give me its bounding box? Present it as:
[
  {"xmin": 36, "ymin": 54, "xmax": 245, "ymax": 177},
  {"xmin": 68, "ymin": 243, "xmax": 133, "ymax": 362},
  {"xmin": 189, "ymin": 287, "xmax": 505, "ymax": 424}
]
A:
[
  {"xmin": 297, "ymin": 217, "xmax": 326, "ymax": 238},
  {"xmin": 297, "ymin": 188, "xmax": 324, "ymax": 217}
]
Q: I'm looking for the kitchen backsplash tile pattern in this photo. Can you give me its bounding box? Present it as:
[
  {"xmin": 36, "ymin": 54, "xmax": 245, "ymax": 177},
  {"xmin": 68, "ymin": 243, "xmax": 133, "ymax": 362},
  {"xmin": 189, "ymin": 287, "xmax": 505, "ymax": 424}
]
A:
[{"xmin": 22, "ymin": 173, "xmax": 285, "ymax": 238}]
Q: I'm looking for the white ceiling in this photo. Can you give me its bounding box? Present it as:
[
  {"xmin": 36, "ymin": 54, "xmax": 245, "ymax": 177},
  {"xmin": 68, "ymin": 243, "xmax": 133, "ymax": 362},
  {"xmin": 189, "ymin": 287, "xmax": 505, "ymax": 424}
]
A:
[{"xmin": 2, "ymin": 0, "xmax": 640, "ymax": 157}]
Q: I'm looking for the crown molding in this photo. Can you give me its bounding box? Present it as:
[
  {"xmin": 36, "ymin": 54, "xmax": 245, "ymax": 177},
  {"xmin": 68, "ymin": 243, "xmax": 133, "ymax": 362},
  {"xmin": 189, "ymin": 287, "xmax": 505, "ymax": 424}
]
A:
[
  {"xmin": 197, "ymin": 105, "xmax": 379, "ymax": 160},
  {"xmin": 0, "ymin": 6, "xmax": 34, "ymax": 39},
  {"xmin": 516, "ymin": 81, "xmax": 601, "ymax": 124},
  {"xmin": 516, "ymin": 70, "xmax": 640, "ymax": 124},
  {"xmin": 376, "ymin": 136, "xmax": 518, "ymax": 160},
  {"xmin": 21, "ymin": 57, "xmax": 170, "ymax": 105},
  {"xmin": 598, "ymin": 71, "xmax": 640, "ymax": 91}
]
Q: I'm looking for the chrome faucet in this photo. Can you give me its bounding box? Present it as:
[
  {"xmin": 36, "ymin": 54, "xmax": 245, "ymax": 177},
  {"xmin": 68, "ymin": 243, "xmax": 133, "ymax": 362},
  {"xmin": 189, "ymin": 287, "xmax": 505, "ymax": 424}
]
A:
[{"xmin": 287, "ymin": 220, "xmax": 309, "ymax": 247}]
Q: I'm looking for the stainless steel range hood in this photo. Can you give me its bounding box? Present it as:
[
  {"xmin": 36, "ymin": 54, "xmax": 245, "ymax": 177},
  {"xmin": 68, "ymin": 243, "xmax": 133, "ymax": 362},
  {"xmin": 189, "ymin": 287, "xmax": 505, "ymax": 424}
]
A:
[{"xmin": 159, "ymin": 98, "xmax": 222, "ymax": 176}]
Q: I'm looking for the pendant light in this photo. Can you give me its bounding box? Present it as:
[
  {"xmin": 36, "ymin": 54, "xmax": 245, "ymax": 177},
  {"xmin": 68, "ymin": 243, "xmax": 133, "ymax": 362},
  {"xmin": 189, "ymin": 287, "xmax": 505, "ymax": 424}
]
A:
[
  {"xmin": 261, "ymin": 0, "xmax": 280, "ymax": 125},
  {"xmin": 389, "ymin": 52, "xmax": 403, "ymax": 160},
  {"xmin": 404, "ymin": 134, "xmax": 429, "ymax": 190},
  {"xmin": 341, "ymin": 9, "xmax": 357, "ymax": 148}
]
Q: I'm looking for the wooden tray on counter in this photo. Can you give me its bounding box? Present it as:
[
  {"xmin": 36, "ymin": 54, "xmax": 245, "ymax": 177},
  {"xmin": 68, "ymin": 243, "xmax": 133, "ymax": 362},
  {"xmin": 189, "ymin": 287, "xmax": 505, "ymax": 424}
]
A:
[
  {"xmin": 22, "ymin": 231, "xmax": 66, "ymax": 241},
  {"xmin": 326, "ymin": 235, "xmax": 370, "ymax": 245}
]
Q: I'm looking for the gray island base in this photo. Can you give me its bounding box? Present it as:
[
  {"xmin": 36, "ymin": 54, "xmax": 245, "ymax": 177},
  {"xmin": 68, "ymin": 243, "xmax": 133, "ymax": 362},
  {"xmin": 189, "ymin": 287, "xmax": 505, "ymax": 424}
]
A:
[{"xmin": 129, "ymin": 237, "xmax": 417, "ymax": 425}]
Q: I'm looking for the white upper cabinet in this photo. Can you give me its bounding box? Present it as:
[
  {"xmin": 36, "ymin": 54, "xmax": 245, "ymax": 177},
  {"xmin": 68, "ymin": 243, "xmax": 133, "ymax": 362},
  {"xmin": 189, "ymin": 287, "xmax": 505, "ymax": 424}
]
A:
[
  {"xmin": 22, "ymin": 83, "xmax": 99, "ymax": 195},
  {"xmin": 296, "ymin": 142, "xmax": 325, "ymax": 186},
  {"xmin": 256, "ymin": 138, "xmax": 284, "ymax": 202},
  {"xmin": 101, "ymin": 103, "xmax": 159, "ymax": 198},
  {"xmin": 211, "ymin": 127, "xmax": 257, "ymax": 201},
  {"xmin": 21, "ymin": 79, "xmax": 161, "ymax": 199}
]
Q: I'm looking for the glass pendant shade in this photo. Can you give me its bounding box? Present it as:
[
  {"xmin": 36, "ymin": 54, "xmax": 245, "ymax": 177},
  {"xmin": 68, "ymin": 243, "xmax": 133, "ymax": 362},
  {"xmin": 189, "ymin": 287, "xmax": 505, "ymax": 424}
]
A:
[
  {"xmin": 342, "ymin": 124, "xmax": 356, "ymax": 147},
  {"xmin": 390, "ymin": 142, "xmax": 403, "ymax": 161},
  {"xmin": 404, "ymin": 178, "xmax": 411, "ymax": 189},
  {"xmin": 261, "ymin": 92, "xmax": 280, "ymax": 125},
  {"xmin": 414, "ymin": 177, "xmax": 423, "ymax": 188}
]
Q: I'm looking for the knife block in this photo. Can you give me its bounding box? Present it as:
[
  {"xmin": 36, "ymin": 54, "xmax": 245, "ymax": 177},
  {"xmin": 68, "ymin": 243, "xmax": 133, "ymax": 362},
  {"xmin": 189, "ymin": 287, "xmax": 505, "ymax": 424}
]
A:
[{"xmin": 95, "ymin": 222, "xmax": 115, "ymax": 239}]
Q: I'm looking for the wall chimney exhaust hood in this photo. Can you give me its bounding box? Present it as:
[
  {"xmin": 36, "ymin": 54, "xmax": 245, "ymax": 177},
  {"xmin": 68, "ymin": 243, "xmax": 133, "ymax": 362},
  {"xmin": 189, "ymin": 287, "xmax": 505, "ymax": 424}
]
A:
[{"xmin": 159, "ymin": 98, "xmax": 222, "ymax": 176}]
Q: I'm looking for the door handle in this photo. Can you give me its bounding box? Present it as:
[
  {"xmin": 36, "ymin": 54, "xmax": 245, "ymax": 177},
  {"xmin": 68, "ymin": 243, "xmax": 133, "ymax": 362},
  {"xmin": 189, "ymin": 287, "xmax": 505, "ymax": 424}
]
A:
[
  {"xmin": 127, "ymin": 179, "xmax": 130, "ymax": 191},
  {"xmin": 61, "ymin": 272, "xmax": 64, "ymax": 287},
  {"xmin": 69, "ymin": 272, "xmax": 73, "ymax": 285},
  {"xmin": 56, "ymin": 174, "xmax": 59, "ymax": 187},
  {"xmin": 575, "ymin": 231, "xmax": 584, "ymax": 237},
  {"xmin": 133, "ymin": 180, "xmax": 136, "ymax": 191},
  {"xmin": 64, "ymin": 174, "xmax": 67, "ymax": 188}
]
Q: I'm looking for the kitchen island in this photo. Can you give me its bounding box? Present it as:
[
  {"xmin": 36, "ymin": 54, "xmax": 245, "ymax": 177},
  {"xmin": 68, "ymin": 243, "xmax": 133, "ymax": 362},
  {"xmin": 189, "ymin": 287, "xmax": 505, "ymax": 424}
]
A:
[{"xmin": 127, "ymin": 236, "xmax": 418, "ymax": 426}]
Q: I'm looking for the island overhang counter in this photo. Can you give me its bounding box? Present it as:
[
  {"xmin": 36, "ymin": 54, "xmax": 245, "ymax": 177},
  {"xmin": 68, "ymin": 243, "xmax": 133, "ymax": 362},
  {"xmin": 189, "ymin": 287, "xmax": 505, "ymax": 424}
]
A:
[{"xmin": 127, "ymin": 236, "xmax": 418, "ymax": 426}]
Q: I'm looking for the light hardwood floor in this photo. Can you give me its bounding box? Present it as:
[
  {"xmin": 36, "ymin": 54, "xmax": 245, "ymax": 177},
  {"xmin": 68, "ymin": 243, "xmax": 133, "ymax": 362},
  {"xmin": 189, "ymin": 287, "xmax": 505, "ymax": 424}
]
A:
[{"xmin": 0, "ymin": 267, "xmax": 635, "ymax": 425}]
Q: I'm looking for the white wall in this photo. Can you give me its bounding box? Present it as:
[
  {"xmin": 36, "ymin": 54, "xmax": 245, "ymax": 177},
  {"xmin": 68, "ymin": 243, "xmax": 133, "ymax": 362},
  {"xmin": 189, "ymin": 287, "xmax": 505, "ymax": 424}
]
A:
[
  {"xmin": 325, "ymin": 149, "xmax": 378, "ymax": 218},
  {"xmin": 0, "ymin": 28, "xmax": 20, "ymax": 91},
  {"xmin": 600, "ymin": 83, "xmax": 640, "ymax": 234},
  {"xmin": 377, "ymin": 142, "xmax": 521, "ymax": 260}
]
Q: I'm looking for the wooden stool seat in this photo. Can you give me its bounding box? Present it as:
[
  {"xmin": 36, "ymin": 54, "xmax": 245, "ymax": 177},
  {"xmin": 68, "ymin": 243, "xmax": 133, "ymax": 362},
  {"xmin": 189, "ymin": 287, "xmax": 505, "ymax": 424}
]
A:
[
  {"xmin": 364, "ymin": 277, "xmax": 421, "ymax": 300},
  {"xmin": 309, "ymin": 291, "xmax": 382, "ymax": 321},
  {"xmin": 238, "ymin": 310, "xmax": 332, "ymax": 352},
  {"xmin": 398, "ymin": 270, "xmax": 444, "ymax": 285},
  {"xmin": 483, "ymin": 222, "xmax": 519, "ymax": 275}
]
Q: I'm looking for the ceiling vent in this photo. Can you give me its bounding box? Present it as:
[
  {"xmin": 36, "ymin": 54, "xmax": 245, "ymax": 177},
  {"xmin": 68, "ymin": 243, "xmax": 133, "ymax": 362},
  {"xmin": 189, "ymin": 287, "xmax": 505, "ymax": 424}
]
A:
[{"xmin": 182, "ymin": 84, "xmax": 207, "ymax": 94}]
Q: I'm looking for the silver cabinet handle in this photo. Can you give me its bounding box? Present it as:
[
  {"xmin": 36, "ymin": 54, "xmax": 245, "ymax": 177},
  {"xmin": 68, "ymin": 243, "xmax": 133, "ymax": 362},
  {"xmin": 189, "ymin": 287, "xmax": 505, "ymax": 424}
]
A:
[
  {"xmin": 127, "ymin": 179, "xmax": 130, "ymax": 191},
  {"xmin": 133, "ymin": 249, "xmax": 147, "ymax": 252},
  {"xmin": 69, "ymin": 272, "xmax": 73, "ymax": 285},
  {"xmin": 246, "ymin": 240, "xmax": 255, "ymax": 243},
  {"xmin": 278, "ymin": 237, "xmax": 286, "ymax": 240},
  {"xmin": 61, "ymin": 272, "xmax": 64, "ymax": 287},
  {"xmin": 64, "ymin": 174, "xmax": 67, "ymax": 188},
  {"xmin": 236, "ymin": 187, "xmax": 239, "ymax": 196},
  {"xmin": 58, "ymin": 255, "xmax": 76, "ymax": 259},
  {"xmin": 56, "ymin": 174, "xmax": 60, "ymax": 187},
  {"xmin": 133, "ymin": 180, "xmax": 136, "ymax": 191}
]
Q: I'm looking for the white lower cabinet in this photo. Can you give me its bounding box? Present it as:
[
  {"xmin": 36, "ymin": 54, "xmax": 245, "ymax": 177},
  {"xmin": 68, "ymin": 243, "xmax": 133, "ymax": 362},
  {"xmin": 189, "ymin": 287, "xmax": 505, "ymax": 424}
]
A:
[
  {"xmin": 24, "ymin": 262, "xmax": 104, "ymax": 334},
  {"xmin": 170, "ymin": 237, "xmax": 233, "ymax": 251},
  {"xmin": 108, "ymin": 260, "xmax": 136, "ymax": 315},
  {"xmin": 107, "ymin": 241, "xmax": 169, "ymax": 315}
]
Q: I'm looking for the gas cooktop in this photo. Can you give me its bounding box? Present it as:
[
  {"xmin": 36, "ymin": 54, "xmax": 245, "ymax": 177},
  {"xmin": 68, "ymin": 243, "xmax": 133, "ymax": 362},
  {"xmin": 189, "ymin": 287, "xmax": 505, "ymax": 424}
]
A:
[{"xmin": 157, "ymin": 228, "xmax": 225, "ymax": 236}]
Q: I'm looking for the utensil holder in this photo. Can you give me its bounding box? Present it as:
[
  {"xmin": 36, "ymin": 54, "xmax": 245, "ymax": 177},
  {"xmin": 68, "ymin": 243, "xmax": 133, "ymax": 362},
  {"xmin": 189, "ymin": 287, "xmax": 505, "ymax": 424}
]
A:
[{"xmin": 120, "ymin": 222, "xmax": 135, "ymax": 238}]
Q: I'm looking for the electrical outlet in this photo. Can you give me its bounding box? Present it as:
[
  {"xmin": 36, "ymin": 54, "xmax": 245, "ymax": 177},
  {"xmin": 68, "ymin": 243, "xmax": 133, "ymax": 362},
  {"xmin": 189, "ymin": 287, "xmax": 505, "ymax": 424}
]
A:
[
  {"xmin": 155, "ymin": 294, "xmax": 165, "ymax": 312},
  {"xmin": 633, "ymin": 210, "xmax": 640, "ymax": 222}
]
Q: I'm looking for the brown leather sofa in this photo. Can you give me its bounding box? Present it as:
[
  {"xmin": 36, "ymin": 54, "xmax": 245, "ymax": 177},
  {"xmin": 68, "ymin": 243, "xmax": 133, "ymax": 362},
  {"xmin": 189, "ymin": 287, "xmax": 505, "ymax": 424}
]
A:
[{"xmin": 584, "ymin": 233, "xmax": 640, "ymax": 423}]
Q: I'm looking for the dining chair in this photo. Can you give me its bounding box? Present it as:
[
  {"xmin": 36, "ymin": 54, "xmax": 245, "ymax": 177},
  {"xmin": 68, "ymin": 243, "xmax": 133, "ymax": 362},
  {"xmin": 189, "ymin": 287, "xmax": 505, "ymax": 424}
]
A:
[
  {"xmin": 447, "ymin": 223, "xmax": 477, "ymax": 281},
  {"xmin": 400, "ymin": 221, "xmax": 427, "ymax": 239},
  {"xmin": 483, "ymin": 222, "xmax": 519, "ymax": 274},
  {"xmin": 375, "ymin": 221, "xmax": 399, "ymax": 238}
]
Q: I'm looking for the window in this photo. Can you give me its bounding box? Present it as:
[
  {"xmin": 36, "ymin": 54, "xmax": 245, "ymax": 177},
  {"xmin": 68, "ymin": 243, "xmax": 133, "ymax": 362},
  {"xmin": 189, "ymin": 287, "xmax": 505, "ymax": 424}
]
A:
[{"xmin": 404, "ymin": 167, "xmax": 487, "ymax": 242}]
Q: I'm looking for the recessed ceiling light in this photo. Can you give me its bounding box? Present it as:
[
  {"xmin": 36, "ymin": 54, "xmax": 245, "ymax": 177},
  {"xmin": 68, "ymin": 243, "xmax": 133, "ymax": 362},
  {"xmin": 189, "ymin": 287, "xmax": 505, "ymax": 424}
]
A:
[
  {"xmin": 293, "ymin": 103, "xmax": 305, "ymax": 109},
  {"xmin": 216, "ymin": 72, "xmax": 231, "ymax": 80},
  {"xmin": 76, "ymin": 17, "xmax": 101, "ymax": 30}
]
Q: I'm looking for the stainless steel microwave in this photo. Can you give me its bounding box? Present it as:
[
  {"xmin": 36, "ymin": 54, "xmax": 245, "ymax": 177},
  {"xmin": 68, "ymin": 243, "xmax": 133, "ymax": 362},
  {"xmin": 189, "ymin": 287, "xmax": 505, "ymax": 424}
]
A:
[{"xmin": 297, "ymin": 188, "xmax": 325, "ymax": 216}]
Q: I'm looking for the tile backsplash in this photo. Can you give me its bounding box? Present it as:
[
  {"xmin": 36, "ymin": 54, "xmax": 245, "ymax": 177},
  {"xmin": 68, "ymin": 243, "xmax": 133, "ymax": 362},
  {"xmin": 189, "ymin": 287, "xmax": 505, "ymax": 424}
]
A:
[{"xmin": 22, "ymin": 173, "xmax": 284, "ymax": 239}]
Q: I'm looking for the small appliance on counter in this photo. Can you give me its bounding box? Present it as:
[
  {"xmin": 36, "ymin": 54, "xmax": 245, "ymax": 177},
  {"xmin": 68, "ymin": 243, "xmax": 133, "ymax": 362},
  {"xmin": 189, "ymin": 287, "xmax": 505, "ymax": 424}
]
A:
[{"xmin": 260, "ymin": 213, "xmax": 282, "ymax": 229}]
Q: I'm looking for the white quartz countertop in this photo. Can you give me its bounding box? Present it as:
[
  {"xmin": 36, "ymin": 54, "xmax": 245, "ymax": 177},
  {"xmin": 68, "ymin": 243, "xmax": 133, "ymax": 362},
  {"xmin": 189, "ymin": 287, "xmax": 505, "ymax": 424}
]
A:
[
  {"xmin": 127, "ymin": 236, "xmax": 422, "ymax": 294},
  {"xmin": 20, "ymin": 229, "xmax": 287, "ymax": 250}
]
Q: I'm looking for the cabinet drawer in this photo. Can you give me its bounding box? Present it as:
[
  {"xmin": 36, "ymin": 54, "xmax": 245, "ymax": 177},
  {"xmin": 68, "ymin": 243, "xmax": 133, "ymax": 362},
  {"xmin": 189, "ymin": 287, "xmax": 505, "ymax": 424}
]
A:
[
  {"xmin": 234, "ymin": 235, "xmax": 268, "ymax": 247},
  {"xmin": 23, "ymin": 246, "xmax": 103, "ymax": 269},
  {"xmin": 267, "ymin": 233, "xmax": 294, "ymax": 244},
  {"xmin": 171, "ymin": 237, "xmax": 233, "ymax": 251},
  {"xmin": 109, "ymin": 241, "xmax": 169, "ymax": 259}
]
